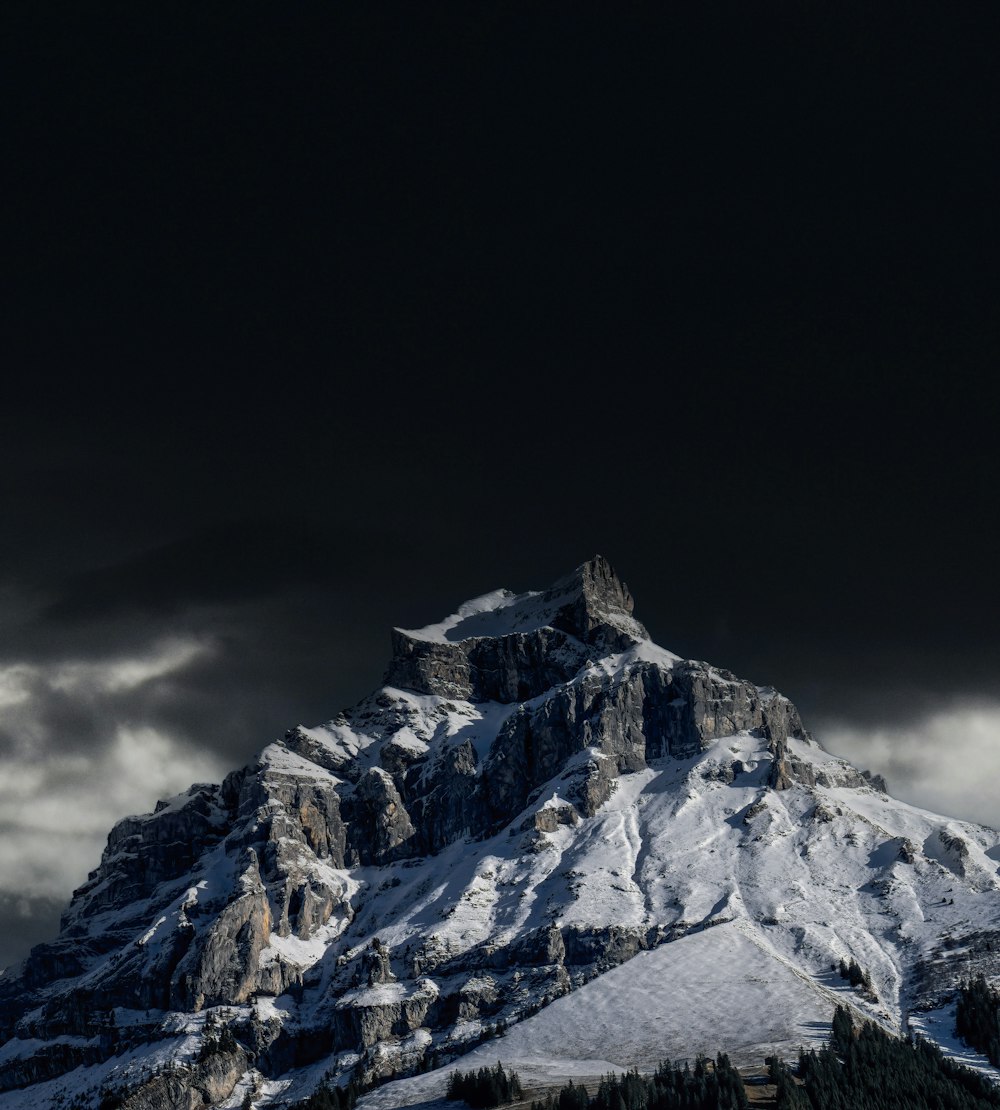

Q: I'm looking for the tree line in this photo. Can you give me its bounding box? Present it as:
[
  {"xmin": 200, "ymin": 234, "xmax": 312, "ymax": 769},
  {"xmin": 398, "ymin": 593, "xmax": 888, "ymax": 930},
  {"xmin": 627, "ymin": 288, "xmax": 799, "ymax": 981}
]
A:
[
  {"xmin": 289, "ymin": 989, "xmax": 1000, "ymax": 1110},
  {"xmin": 447, "ymin": 1061, "xmax": 524, "ymax": 1108},
  {"xmin": 956, "ymin": 976, "xmax": 1000, "ymax": 1067},
  {"xmin": 523, "ymin": 1006, "xmax": 1000, "ymax": 1110},
  {"xmin": 293, "ymin": 1077, "xmax": 360, "ymax": 1109},
  {"xmin": 772, "ymin": 1005, "xmax": 1000, "ymax": 1110},
  {"xmin": 529, "ymin": 1054, "xmax": 748, "ymax": 1110}
]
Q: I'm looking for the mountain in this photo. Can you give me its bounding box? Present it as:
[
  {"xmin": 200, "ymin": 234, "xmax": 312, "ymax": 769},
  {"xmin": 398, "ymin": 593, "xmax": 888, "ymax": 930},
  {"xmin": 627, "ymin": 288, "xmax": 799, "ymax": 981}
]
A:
[{"xmin": 2, "ymin": 556, "xmax": 999, "ymax": 1109}]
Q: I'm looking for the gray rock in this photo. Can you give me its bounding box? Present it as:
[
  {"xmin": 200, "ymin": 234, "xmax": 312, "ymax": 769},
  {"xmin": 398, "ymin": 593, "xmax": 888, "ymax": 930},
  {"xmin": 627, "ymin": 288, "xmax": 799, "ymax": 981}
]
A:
[
  {"xmin": 63, "ymin": 784, "xmax": 230, "ymax": 926},
  {"xmin": 120, "ymin": 1048, "xmax": 247, "ymax": 1110},
  {"xmin": 332, "ymin": 978, "xmax": 437, "ymax": 1053},
  {"xmin": 384, "ymin": 556, "xmax": 647, "ymax": 702},
  {"xmin": 480, "ymin": 660, "xmax": 665, "ymax": 828},
  {"xmin": 863, "ymin": 769, "xmax": 889, "ymax": 793},
  {"xmin": 346, "ymin": 768, "xmax": 416, "ymax": 864},
  {"xmin": 897, "ymin": 838, "xmax": 918, "ymax": 864},
  {"xmin": 361, "ymin": 938, "xmax": 396, "ymax": 986},
  {"xmin": 172, "ymin": 850, "xmax": 271, "ymax": 1010},
  {"xmin": 405, "ymin": 739, "xmax": 479, "ymax": 854},
  {"xmin": 522, "ymin": 803, "xmax": 581, "ymax": 833},
  {"xmin": 234, "ymin": 769, "xmax": 347, "ymax": 870}
]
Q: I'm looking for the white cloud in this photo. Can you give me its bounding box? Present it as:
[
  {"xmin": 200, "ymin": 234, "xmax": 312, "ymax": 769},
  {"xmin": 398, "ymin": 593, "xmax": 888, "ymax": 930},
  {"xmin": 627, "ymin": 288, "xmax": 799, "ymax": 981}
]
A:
[
  {"xmin": 0, "ymin": 638, "xmax": 227, "ymax": 908},
  {"xmin": 0, "ymin": 665, "xmax": 34, "ymax": 710},
  {"xmin": 817, "ymin": 702, "xmax": 1000, "ymax": 831},
  {"xmin": 47, "ymin": 637, "xmax": 210, "ymax": 694},
  {"xmin": 0, "ymin": 725, "xmax": 224, "ymax": 899}
]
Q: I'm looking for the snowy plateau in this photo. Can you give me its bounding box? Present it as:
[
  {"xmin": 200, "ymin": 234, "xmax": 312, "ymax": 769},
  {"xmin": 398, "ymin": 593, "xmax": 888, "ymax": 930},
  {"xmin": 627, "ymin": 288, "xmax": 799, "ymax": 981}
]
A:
[{"xmin": 2, "ymin": 556, "xmax": 999, "ymax": 1109}]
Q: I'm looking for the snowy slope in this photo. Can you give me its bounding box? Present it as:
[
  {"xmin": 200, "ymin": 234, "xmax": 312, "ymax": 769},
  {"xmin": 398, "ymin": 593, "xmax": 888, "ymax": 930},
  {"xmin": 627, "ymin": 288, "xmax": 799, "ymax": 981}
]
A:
[{"xmin": 355, "ymin": 922, "xmax": 839, "ymax": 1109}]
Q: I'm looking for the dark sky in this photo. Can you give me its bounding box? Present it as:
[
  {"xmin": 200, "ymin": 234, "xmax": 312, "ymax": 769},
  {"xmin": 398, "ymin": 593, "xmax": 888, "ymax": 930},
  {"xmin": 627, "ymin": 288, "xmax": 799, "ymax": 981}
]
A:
[{"xmin": 2, "ymin": 3, "xmax": 999, "ymax": 970}]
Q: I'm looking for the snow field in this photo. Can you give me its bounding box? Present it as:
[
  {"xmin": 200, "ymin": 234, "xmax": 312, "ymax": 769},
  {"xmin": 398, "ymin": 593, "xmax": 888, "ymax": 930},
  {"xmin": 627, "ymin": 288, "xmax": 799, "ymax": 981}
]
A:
[{"xmin": 357, "ymin": 922, "xmax": 839, "ymax": 1109}]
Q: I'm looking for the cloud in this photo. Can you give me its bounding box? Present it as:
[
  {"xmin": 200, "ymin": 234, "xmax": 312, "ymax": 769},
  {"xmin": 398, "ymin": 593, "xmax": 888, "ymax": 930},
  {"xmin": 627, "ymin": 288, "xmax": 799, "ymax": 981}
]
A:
[
  {"xmin": 816, "ymin": 702, "xmax": 1000, "ymax": 831},
  {"xmin": 0, "ymin": 637, "xmax": 227, "ymax": 968},
  {"xmin": 0, "ymin": 725, "xmax": 224, "ymax": 894},
  {"xmin": 0, "ymin": 637, "xmax": 214, "ymax": 754},
  {"xmin": 0, "ymin": 665, "xmax": 33, "ymax": 710},
  {"xmin": 47, "ymin": 638, "xmax": 209, "ymax": 694}
]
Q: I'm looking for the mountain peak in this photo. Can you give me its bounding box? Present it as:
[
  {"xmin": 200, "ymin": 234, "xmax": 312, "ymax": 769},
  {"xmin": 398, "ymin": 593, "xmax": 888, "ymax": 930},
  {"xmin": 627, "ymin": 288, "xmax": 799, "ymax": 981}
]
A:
[
  {"xmin": 554, "ymin": 554, "xmax": 645, "ymax": 642},
  {"xmin": 398, "ymin": 555, "xmax": 644, "ymax": 646},
  {"xmin": 5, "ymin": 556, "xmax": 1000, "ymax": 1109},
  {"xmin": 387, "ymin": 556, "xmax": 647, "ymax": 700}
]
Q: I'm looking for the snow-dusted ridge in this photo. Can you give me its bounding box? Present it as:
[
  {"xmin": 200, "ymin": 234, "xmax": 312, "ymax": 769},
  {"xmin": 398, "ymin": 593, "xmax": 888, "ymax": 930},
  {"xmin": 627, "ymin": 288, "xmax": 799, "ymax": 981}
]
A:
[
  {"xmin": 397, "ymin": 587, "xmax": 539, "ymax": 643},
  {"xmin": 398, "ymin": 561, "xmax": 644, "ymax": 647},
  {"xmin": 1, "ymin": 557, "xmax": 999, "ymax": 1109}
]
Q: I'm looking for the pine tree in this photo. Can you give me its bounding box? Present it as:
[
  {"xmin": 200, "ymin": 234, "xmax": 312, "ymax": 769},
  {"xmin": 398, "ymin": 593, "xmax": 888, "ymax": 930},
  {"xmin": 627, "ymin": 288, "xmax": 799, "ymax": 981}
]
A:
[{"xmin": 830, "ymin": 1004, "xmax": 854, "ymax": 1055}]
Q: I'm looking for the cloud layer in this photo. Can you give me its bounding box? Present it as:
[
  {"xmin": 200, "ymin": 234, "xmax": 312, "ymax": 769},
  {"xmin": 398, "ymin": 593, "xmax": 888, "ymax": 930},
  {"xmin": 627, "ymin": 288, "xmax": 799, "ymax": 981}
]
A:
[{"xmin": 817, "ymin": 702, "xmax": 1000, "ymax": 831}]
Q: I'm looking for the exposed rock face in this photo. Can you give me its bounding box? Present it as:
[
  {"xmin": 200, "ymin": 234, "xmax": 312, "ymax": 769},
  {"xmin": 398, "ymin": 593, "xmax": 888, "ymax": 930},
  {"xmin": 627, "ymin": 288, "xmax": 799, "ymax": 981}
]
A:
[
  {"xmin": 65, "ymin": 785, "xmax": 230, "ymax": 924},
  {"xmin": 173, "ymin": 850, "xmax": 272, "ymax": 1010},
  {"xmin": 481, "ymin": 660, "xmax": 811, "ymax": 827},
  {"xmin": 234, "ymin": 768, "xmax": 348, "ymax": 870},
  {"xmin": 404, "ymin": 739, "xmax": 479, "ymax": 854},
  {"xmin": 2, "ymin": 555, "xmax": 993, "ymax": 1109},
  {"xmin": 120, "ymin": 1048, "xmax": 247, "ymax": 1110},
  {"xmin": 346, "ymin": 768, "xmax": 417, "ymax": 865},
  {"xmin": 384, "ymin": 555, "xmax": 648, "ymax": 702},
  {"xmin": 897, "ymin": 837, "xmax": 918, "ymax": 864},
  {"xmin": 637, "ymin": 666, "xmax": 807, "ymax": 763},
  {"xmin": 480, "ymin": 670, "xmax": 646, "ymax": 826}
]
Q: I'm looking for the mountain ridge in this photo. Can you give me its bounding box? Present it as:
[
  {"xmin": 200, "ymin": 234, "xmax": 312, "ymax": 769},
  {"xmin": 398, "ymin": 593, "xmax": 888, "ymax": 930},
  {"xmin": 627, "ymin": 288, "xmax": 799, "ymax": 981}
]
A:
[{"xmin": 1, "ymin": 557, "xmax": 998, "ymax": 1109}]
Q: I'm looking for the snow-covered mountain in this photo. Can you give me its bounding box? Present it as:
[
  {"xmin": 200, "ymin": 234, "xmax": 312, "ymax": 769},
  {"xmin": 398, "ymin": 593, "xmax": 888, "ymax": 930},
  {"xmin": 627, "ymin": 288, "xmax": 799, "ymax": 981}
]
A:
[{"xmin": 2, "ymin": 556, "xmax": 999, "ymax": 1109}]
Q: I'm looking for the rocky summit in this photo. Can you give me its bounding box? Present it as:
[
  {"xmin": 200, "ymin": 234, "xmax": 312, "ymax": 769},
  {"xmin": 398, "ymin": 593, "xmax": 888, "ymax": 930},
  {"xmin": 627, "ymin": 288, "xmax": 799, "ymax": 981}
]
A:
[{"xmin": 2, "ymin": 557, "xmax": 1000, "ymax": 1109}]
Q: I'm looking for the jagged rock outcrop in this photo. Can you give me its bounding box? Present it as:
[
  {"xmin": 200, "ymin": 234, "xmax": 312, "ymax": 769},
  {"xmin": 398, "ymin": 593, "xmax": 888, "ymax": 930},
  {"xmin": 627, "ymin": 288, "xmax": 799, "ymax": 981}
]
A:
[
  {"xmin": 481, "ymin": 660, "xmax": 811, "ymax": 827},
  {"xmin": 63, "ymin": 783, "xmax": 231, "ymax": 926},
  {"xmin": 346, "ymin": 767, "xmax": 417, "ymax": 865},
  {"xmin": 172, "ymin": 850, "xmax": 271, "ymax": 1010},
  {"xmin": 384, "ymin": 555, "xmax": 647, "ymax": 702},
  {"xmin": 120, "ymin": 1048, "xmax": 248, "ymax": 1110},
  {"xmin": 404, "ymin": 739, "xmax": 479, "ymax": 854},
  {"xmin": 233, "ymin": 768, "xmax": 348, "ymax": 871}
]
